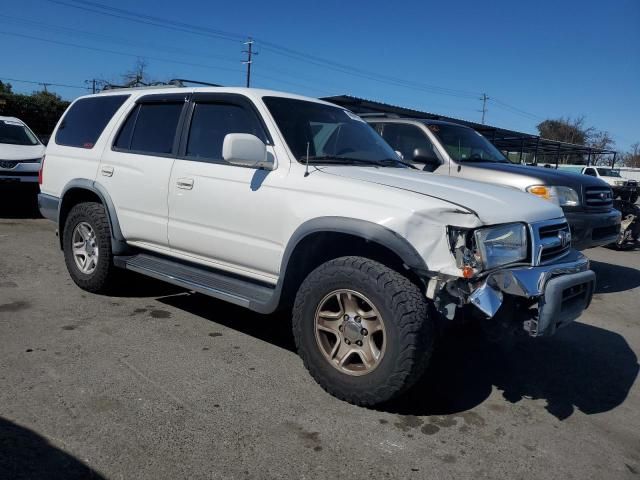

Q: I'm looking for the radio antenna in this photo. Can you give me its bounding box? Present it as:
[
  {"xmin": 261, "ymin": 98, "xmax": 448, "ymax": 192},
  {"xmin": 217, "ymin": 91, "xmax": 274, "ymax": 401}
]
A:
[{"xmin": 304, "ymin": 142, "xmax": 310, "ymax": 177}]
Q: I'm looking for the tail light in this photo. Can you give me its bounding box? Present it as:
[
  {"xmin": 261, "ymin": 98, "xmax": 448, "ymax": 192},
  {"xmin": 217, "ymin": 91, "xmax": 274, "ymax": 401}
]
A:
[{"xmin": 38, "ymin": 155, "xmax": 45, "ymax": 185}]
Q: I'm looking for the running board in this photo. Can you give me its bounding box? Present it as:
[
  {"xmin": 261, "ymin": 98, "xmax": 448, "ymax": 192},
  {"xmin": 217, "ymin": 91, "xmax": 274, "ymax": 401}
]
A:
[{"xmin": 114, "ymin": 253, "xmax": 276, "ymax": 312}]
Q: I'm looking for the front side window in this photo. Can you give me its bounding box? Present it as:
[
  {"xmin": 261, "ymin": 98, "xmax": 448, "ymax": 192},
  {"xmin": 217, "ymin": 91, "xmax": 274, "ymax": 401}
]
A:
[
  {"xmin": 427, "ymin": 124, "xmax": 510, "ymax": 163},
  {"xmin": 263, "ymin": 96, "xmax": 405, "ymax": 167},
  {"xmin": 0, "ymin": 120, "xmax": 39, "ymax": 146},
  {"xmin": 186, "ymin": 103, "xmax": 266, "ymax": 161},
  {"xmin": 597, "ymin": 168, "xmax": 621, "ymax": 177},
  {"xmin": 56, "ymin": 95, "xmax": 128, "ymax": 148},
  {"xmin": 379, "ymin": 123, "xmax": 439, "ymax": 163},
  {"xmin": 115, "ymin": 102, "xmax": 183, "ymax": 155}
]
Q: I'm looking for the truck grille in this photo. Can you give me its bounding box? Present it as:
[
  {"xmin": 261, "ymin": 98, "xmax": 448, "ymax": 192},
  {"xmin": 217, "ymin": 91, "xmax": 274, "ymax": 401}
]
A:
[
  {"xmin": 584, "ymin": 187, "xmax": 613, "ymax": 208},
  {"xmin": 536, "ymin": 222, "xmax": 572, "ymax": 264},
  {"xmin": 0, "ymin": 159, "xmax": 41, "ymax": 169}
]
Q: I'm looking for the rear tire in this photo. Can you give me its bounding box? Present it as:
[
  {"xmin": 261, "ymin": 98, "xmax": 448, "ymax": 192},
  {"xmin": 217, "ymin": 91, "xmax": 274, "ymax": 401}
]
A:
[
  {"xmin": 292, "ymin": 256, "xmax": 434, "ymax": 406},
  {"xmin": 63, "ymin": 202, "xmax": 119, "ymax": 293}
]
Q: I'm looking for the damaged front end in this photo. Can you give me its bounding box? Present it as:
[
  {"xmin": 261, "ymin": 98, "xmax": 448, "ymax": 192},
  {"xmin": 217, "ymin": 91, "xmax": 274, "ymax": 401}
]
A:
[{"xmin": 428, "ymin": 220, "xmax": 596, "ymax": 337}]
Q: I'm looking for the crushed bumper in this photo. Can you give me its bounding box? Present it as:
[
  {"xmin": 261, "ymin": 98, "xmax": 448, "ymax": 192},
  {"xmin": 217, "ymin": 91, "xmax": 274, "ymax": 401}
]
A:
[{"xmin": 468, "ymin": 250, "xmax": 595, "ymax": 337}]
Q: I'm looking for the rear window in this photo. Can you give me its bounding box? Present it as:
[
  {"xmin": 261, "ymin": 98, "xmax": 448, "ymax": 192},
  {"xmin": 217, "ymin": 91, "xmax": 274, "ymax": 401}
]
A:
[
  {"xmin": 55, "ymin": 95, "xmax": 128, "ymax": 148},
  {"xmin": 114, "ymin": 102, "xmax": 183, "ymax": 155}
]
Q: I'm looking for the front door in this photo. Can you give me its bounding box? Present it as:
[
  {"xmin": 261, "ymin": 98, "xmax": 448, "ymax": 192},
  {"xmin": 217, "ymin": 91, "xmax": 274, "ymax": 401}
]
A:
[{"xmin": 167, "ymin": 93, "xmax": 284, "ymax": 283}]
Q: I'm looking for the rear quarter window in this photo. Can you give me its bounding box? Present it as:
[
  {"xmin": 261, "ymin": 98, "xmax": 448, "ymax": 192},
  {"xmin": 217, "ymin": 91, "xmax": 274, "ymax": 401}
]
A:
[{"xmin": 55, "ymin": 95, "xmax": 129, "ymax": 149}]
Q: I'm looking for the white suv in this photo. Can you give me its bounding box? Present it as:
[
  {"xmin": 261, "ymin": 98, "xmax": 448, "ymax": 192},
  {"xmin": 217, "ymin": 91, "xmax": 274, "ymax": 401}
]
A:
[
  {"xmin": 39, "ymin": 87, "xmax": 596, "ymax": 406},
  {"xmin": 0, "ymin": 116, "xmax": 45, "ymax": 183}
]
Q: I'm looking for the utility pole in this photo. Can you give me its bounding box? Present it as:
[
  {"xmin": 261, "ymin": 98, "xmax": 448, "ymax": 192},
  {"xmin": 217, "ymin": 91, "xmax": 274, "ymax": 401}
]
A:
[
  {"xmin": 242, "ymin": 37, "xmax": 257, "ymax": 88},
  {"xmin": 480, "ymin": 93, "xmax": 489, "ymax": 124},
  {"xmin": 85, "ymin": 79, "xmax": 97, "ymax": 94},
  {"xmin": 40, "ymin": 82, "xmax": 50, "ymax": 93}
]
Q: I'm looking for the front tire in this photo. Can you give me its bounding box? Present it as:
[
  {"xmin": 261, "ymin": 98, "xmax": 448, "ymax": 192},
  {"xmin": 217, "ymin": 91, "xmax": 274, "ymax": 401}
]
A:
[
  {"xmin": 63, "ymin": 202, "xmax": 119, "ymax": 293},
  {"xmin": 292, "ymin": 256, "xmax": 434, "ymax": 406}
]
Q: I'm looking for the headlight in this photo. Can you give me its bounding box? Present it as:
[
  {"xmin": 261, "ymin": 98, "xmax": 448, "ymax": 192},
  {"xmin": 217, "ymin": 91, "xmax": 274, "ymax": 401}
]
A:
[
  {"xmin": 614, "ymin": 180, "xmax": 625, "ymax": 186},
  {"xmin": 474, "ymin": 223, "xmax": 528, "ymax": 270},
  {"xmin": 527, "ymin": 185, "xmax": 580, "ymax": 207}
]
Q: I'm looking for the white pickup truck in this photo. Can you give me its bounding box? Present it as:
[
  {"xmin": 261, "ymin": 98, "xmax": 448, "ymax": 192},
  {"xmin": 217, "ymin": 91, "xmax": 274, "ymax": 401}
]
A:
[
  {"xmin": 580, "ymin": 166, "xmax": 638, "ymax": 202},
  {"xmin": 38, "ymin": 87, "xmax": 596, "ymax": 406}
]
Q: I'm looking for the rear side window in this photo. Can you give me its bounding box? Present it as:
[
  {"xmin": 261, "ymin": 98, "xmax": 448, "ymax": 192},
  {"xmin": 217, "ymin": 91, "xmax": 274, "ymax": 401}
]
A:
[
  {"xmin": 55, "ymin": 95, "xmax": 128, "ymax": 148},
  {"xmin": 115, "ymin": 102, "xmax": 183, "ymax": 155},
  {"xmin": 185, "ymin": 102, "xmax": 266, "ymax": 161}
]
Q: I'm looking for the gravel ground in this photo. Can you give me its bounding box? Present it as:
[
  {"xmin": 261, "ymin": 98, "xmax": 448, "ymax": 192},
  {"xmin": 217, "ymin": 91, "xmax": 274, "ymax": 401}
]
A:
[{"xmin": 0, "ymin": 187, "xmax": 639, "ymax": 479}]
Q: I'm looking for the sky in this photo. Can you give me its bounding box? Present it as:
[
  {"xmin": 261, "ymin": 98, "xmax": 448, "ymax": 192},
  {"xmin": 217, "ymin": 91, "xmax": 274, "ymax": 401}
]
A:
[{"xmin": 1, "ymin": 0, "xmax": 639, "ymax": 151}]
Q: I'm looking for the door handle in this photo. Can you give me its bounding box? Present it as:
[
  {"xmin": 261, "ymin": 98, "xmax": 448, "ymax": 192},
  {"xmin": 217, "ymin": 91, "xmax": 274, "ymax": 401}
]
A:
[
  {"xmin": 101, "ymin": 165, "xmax": 114, "ymax": 177},
  {"xmin": 176, "ymin": 178, "xmax": 194, "ymax": 190}
]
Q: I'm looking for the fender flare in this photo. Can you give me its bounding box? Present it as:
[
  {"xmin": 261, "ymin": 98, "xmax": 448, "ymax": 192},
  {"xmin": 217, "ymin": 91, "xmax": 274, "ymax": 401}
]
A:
[
  {"xmin": 261, "ymin": 216, "xmax": 429, "ymax": 313},
  {"xmin": 280, "ymin": 216, "xmax": 428, "ymax": 274},
  {"xmin": 58, "ymin": 179, "xmax": 129, "ymax": 254}
]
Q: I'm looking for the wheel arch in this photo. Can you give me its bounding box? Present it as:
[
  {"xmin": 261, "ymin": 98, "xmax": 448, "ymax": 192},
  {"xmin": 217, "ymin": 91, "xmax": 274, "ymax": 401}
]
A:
[
  {"xmin": 58, "ymin": 179, "xmax": 128, "ymax": 254},
  {"xmin": 271, "ymin": 217, "xmax": 429, "ymax": 312}
]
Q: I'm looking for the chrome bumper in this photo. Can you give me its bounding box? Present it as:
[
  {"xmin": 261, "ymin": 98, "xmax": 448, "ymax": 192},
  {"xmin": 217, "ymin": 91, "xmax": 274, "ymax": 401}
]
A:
[{"xmin": 469, "ymin": 250, "xmax": 595, "ymax": 337}]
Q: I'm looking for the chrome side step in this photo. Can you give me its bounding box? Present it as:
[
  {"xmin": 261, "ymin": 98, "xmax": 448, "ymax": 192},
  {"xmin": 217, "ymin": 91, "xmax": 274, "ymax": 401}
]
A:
[{"xmin": 115, "ymin": 253, "xmax": 275, "ymax": 311}]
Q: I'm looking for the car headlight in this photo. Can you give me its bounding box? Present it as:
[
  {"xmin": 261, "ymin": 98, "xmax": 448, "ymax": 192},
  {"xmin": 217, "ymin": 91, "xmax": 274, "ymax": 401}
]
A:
[
  {"xmin": 527, "ymin": 185, "xmax": 580, "ymax": 207},
  {"xmin": 474, "ymin": 223, "xmax": 528, "ymax": 270},
  {"xmin": 614, "ymin": 180, "xmax": 625, "ymax": 186}
]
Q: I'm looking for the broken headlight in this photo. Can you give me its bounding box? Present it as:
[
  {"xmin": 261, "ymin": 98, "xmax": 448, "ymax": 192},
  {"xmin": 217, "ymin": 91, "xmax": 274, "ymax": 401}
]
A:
[{"xmin": 474, "ymin": 223, "xmax": 528, "ymax": 270}]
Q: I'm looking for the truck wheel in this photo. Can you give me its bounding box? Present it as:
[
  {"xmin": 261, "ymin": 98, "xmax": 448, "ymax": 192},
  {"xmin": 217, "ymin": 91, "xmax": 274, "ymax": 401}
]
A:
[
  {"xmin": 63, "ymin": 202, "xmax": 119, "ymax": 293},
  {"xmin": 292, "ymin": 256, "xmax": 434, "ymax": 406}
]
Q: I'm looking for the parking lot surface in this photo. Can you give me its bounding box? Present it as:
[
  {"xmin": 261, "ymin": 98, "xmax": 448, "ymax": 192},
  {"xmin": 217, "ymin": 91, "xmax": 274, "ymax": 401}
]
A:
[{"xmin": 1, "ymin": 189, "xmax": 639, "ymax": 479}]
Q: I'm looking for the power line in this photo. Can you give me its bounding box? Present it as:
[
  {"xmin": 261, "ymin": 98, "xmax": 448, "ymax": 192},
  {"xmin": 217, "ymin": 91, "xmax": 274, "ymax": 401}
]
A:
[
  {"xmin": 0, "ymin": 76, "xmax": 88, "ymax": 90},
  {"xmin": 490, "ymin": 98, "xmax": 542, "ymax": 121},
  {"xmin": 41, "ymin": 0, "xmax": 482, "ymax": 100},
  {"xmin": 0, "ymin": 30, "xmax": 244, "ymax": 75}
]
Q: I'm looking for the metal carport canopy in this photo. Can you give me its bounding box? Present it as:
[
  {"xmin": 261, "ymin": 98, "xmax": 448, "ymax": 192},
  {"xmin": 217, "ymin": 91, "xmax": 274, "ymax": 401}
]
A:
[{"xmin": 321, "ymin": 95, "xmax": 617, "ymax": 166}]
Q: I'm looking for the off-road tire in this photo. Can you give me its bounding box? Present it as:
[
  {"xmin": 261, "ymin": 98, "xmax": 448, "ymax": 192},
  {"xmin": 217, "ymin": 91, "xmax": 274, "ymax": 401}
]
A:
[
  {"xmin": 292, "ymin": 256, "xmax": 434, "ymax": 406},
  {"xmin": 63, "ymin": 202, "xmax": 119, "ymax": 293}
]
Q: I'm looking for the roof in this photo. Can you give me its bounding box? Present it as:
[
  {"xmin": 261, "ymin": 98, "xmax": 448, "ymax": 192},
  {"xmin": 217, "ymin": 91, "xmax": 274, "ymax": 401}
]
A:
[
  {"xmin": 0, "ymin": 116, "xmax": 24, "ymax": 124},
  {"xmin": 322, "ymin": 95, "xmax": 617, "ymax": 159},
  {"xmin": 87, "ymin": 86, "xmax": 336, "ymax": 107}
]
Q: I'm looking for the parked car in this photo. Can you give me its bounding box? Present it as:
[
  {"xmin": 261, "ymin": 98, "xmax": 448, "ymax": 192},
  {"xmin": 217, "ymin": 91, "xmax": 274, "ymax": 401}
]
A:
[
  {"xmin": 39, "ymin": 87, "xmax": 596, "ymax": 406},
  {"xmin": 0, "ymin": 116, "xmax": 45, "ymax": 183},
  {"xmin": 347, "ymin": 116, "xmax": 620, "ymax": 250},
  {"xmin": 580, "ymin": 166, "xmax": 638, "ymax": 203}
]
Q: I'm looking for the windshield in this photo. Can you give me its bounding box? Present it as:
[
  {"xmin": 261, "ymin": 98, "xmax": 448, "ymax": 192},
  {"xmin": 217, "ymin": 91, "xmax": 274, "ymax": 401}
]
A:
[
  {"xmin": 426, "ymin": 124, "xmax": 510, "ymax": 163},
  {"xmin": 263, "ymin": 97, "xmax": 405, "ymax": 166},
  {"xmin": 597, "ymin": 168, "xmax": 621, "ymax": 177},
  {"xmin": 0, "ymin": 120, "xmax": 39, "ymax": 146}
]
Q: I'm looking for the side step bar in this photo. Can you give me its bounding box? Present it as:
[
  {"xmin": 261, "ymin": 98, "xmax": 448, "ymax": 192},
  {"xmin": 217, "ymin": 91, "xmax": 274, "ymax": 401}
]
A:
[{"xmin": 114, "ymin": 253, "xmax": 277, "ymax": 312}]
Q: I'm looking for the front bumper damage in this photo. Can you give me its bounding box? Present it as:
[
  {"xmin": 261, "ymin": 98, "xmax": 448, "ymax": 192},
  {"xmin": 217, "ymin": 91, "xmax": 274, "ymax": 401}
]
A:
[{"xmin": 466, "ymin": 250, "xmax": 595, "ymax": 337}]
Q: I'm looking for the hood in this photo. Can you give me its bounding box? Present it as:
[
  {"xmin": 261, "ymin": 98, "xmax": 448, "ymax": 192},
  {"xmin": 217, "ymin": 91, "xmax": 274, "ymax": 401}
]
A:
[
  {"xmin": 321, "ymin": 166, "xmax": 564, "ymax": 225},
  {"xmin": 0, "ymin": 143, "xmax": 45, "ymax": 160},
  {"xmin": 467, "ymin": 162, "xmax": 610, "ymax": 189}
]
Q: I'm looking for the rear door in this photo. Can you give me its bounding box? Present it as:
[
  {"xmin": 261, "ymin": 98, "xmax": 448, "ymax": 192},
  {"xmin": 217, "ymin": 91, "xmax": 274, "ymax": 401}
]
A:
[
  {"xmin": 98, "ymin": 93, "xmax": 188, "ymax": 249},
  {"xmin": 167, "ymin": 93, "xmax": 283, "ymax": 282}
]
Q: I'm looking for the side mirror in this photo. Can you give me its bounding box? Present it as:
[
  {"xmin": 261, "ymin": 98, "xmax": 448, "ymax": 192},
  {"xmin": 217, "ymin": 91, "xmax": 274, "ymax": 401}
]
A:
[
  {"xmin": 412, "ymin": 147, "xmax": 440, "ymax": 170},
  {"xmin": 222, "ymin": 133, "xmax": 273, "ymax": 170}
]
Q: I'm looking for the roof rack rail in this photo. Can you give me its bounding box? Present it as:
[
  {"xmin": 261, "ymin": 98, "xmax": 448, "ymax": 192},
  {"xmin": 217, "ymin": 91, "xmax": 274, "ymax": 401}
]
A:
[{"xmin": 168, "ymin": 78, "xmax": 223, "ymax": 87}]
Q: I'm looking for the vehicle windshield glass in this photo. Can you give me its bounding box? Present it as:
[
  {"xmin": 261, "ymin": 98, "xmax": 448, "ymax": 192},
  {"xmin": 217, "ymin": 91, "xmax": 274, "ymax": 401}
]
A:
[
  {"xmin": 426, "ymin": 124, "xmax": 510, "ymax": 163},
  {"xmin": 0, "ymin": 120, "xmax": 39, "ymax": 146},
  {"xmin": 597, "ymin": 168, "xmax": 621, "ymax": 177},
  {"xmin": 263, "ymin": 96, "xmax": 406, "ymax": 167}
]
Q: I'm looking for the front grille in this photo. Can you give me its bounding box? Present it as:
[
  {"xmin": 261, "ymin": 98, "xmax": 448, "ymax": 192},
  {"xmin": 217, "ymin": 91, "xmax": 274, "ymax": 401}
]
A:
[
  {"xmin": 627, "ymin": 180, "xmax": 638, "ymax": 187},
  {"xmin": 536, "ymin": 222, "xmax": 572, "ymax": 264},
  {"xmin": 0, "ymin": 158, "xmax": 41, "ymax": 169},
  {"xmin": 584, "ymin": 186, "xmax": 613, "ymax": 208}
]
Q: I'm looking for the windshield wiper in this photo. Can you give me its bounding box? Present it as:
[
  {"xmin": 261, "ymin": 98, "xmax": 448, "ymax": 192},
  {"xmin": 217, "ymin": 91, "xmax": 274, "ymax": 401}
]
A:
[{"xmin": 301, "ymin": 156, "xmax": 413, "ymax": 168}]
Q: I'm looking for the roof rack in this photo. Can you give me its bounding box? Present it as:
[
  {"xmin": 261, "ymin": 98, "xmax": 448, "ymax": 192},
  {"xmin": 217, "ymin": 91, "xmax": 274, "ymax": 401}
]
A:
[
  {"xmin": 168, "ymin": 78, "xmax": 223, "ymax": 87},
  {"xmin": 102, "ymin": 79, "xmax": 223, "ymax": 91}
]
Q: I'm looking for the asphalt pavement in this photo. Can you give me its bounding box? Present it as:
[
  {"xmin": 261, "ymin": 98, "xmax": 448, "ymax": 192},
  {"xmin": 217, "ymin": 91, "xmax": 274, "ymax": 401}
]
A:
[{"xmin": 0, "ymin": 187, "xmax": 639, "ymax": 479}]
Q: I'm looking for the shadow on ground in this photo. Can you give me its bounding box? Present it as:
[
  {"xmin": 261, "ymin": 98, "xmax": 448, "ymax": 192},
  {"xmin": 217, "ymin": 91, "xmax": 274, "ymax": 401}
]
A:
[
  {"xmin": 590, "ymin": 259, "xmax": 640, "ymax": 294},
  {"xmin": 0, "ymin": 417, "xmax": 105, "ymax": 479},
  {"xmin": 159, "ymin": 292, "xmax": 638, "ymax": 421},
  {"xmin": 0, "ymin": 185, "xmax": 41, "ymax": 219}
]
